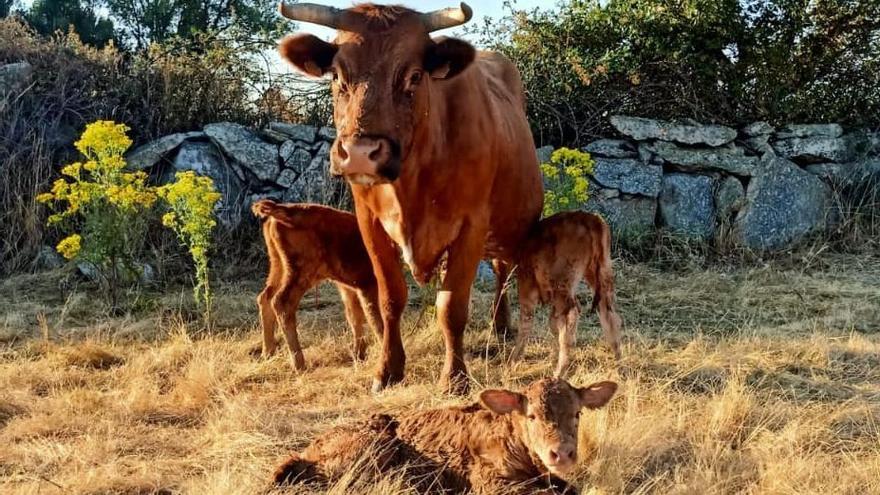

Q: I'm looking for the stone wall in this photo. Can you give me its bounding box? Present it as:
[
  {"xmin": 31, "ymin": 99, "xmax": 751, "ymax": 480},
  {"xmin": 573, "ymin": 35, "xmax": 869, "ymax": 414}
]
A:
[
  {"xmin": 127, "ymin": 122, "xmax": 341, "ymax": 229},
  {"xmin": 130, "ymin": 115, "xmax": 879, "ymax": 251},
  {"xmin": 540, "ymin": 116, "xmax": 879, "ymax": 250}
]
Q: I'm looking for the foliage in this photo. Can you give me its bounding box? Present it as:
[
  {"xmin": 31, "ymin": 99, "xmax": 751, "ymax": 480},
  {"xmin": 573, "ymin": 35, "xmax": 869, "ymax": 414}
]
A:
[
  {"xmin": 25, "ymin": 0, "xmax": 118, "ymax": 47},
  {"xmin": 0, "ymin": 18, "xmax": 320, "ymax": 274},
  {"xmin": 105, "ymin": 0, "xmax": 286, "ymax": 49},
  {"xmin": 476, "ymin": 0, "xmax": 880, "ymax": 146},
  {"xmin": 158, "ymin": 171, "xmax": 221, "ymax": 318},
  {"xmin": 37, "ymin": 121, "xmax": 157, "ymax": 308},
  {"xmin": 540, "ymin": 147, "xmax": 594, "ymax": 217}
]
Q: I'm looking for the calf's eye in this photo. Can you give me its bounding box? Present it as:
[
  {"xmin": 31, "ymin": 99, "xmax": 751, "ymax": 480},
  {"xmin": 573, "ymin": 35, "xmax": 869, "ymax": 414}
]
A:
[{"xmin": 527, "ymin": 414, "xmax": 536, "ymax": 420}]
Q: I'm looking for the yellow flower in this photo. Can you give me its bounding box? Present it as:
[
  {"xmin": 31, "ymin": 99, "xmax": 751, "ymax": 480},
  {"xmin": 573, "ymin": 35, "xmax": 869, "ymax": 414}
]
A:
[
  {"xmin": 162, "ymin": 212, "xmax": 177, "ymax": 227},
  {"xmin": 36, "ymin": 192, "xmax": 54, "ymax": 203},
  {"xmin": 75, "ymin": 121, "xmax": 132, "ymax": 161},
  {"xmin": 56, "ymin": 234, "xmax": 82, "ymax": 260},
  {"xmin": 61, "ymin": 162, "xmax": 83, "ymax": 178}
]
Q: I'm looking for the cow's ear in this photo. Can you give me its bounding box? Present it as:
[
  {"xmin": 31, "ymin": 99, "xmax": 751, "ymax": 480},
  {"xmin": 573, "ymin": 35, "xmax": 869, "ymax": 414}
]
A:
[
  {"xmin": 279, "ymin": 34, "xmax": 338, "ymax": 78},
  {"xmin": 425, "ymin": 37, "xmax": 475, "ymax": 79},
  {"xmin": 578, "ymin": 381, "xmax": 617, "ymax": 410},
  {"xmin": 480, "ymin": 389, "xmax": 526, "ymax": 414}
]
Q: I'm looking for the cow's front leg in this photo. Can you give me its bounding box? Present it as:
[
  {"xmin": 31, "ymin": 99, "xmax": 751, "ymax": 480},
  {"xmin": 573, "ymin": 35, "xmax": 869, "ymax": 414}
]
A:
[
  {"xmin": 356, "ymin": 207, "xmax": 408, "ymax": 392},
  {"xmin": 437, "ymin": 223, "xmax": 485, "ymax": 395}
]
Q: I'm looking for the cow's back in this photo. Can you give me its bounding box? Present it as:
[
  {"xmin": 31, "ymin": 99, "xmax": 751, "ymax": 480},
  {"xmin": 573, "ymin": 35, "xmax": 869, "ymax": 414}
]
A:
[{"xmin": 472, "ymin": 51, "xmax": 544, "ymax": 261}]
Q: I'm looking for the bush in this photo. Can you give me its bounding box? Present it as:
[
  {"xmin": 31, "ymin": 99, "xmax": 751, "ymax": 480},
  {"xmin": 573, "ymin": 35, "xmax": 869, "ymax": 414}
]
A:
[
  {"xmin": 477, "ymin": 0, "xmax": 880, "ymax": 146},
  {"xmin": 37, "ymin": 121, "xmax": 221, "ymax": 313},
  {"xmin": 0, "ymin": 18, "xmax": 328, "ymax": 274},
  {"xmin": 37, "ymin": 121, "xmax": 157, "ymax": 308}
]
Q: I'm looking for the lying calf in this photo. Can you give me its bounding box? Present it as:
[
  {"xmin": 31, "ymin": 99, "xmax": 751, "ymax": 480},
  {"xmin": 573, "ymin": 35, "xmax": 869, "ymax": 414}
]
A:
[
  {"xmin": 253, "ymin": 200, "xmax": 380, "ymax": 370},
  {"xmin": 511, "ymin": 211, "xmax": 622, "ymax": 376},
  {"xmin": 274, "ymin": 377, "xmax": 617, "ymax": 494}
]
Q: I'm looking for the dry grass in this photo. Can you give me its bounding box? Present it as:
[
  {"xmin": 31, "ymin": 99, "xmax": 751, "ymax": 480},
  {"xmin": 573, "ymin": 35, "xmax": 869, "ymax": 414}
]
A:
[{"xmin": 1, "ymin": 254, "xmax": 879, "ymax": 494}]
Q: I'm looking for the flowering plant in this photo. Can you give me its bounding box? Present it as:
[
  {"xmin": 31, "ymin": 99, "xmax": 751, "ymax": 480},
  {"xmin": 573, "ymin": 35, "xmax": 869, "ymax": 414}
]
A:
[
  {"xmin": 37, "ymin": 121, "xmax": 156, "ymax": 307},
  {"xmin": 540, "ymin": 147, "xmax": 594, "ymax": 217},
  {"xmin": 158, "ymin": 171, "xmax": 221, "ymax": 318}
]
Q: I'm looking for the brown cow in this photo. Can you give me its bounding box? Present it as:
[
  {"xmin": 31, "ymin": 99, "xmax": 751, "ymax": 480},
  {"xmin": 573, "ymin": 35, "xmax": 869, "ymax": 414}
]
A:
[
  {"xmin": 274, "ymin": 377, "xmax": 618, "ymax": 494},
  {"xmin": 253, "ymin": 200, "xmax": 381, "ymax": 370},
  {"xmin": 510, "ymin": 211, "xmax": 622, "ymax": 377},
  {"xmin": 277, "ymin": 2, "xmax": 544, "ymax": 394}
]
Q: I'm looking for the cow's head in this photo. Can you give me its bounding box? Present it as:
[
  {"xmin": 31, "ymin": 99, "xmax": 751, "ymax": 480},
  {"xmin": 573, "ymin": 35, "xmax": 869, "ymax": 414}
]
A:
[
  {"xmin": 480, "ymin": 378, "xmax": 617, "ymax": 476},
  {"xmin": 278, "ymin": 2, "xmax": 476, "ymax": 185}
]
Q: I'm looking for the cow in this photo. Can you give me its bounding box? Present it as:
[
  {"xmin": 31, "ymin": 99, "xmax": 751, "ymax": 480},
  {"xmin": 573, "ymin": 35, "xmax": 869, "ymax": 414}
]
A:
[
  {"xmin": 277, "ymin": 2, "xmax": 544, "ymax": 394},
  {"xmin": 273, "ymin": 377, "xmax": 618, "ymax": 494},
  {"xmin": 509, "ymin": 211, "xmax": 623, "ymax": 377},
  {"xmin": 253, "ymin": 200, "xmax": 381, "ymax": 370}
]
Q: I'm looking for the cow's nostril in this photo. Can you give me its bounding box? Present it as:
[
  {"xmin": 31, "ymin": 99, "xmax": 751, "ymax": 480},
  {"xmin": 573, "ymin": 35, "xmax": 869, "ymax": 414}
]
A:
[
  {"xmin": 549, "ymin": 450, "xmax": 560, "ymax": 463},
  {"xmin": 368, "ymin": 141, "xmax": 383, "ymax": 161},
  {"xmin": 337, "ymin": 142, "xmax": 349, "ymax": 161}
]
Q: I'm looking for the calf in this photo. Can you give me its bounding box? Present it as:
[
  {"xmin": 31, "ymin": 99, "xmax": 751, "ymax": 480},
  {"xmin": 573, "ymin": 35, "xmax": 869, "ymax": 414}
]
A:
[
  {"xmin": 510, "ymin": 211, "xmax": 622, "ymax": 377},
  {"xmin": 274, "ymin": 377, "xmax": 617, "ymax": 494},
  {"xmin": 253, "ymin": 200, "xmax": 381, "ymax": 370}
]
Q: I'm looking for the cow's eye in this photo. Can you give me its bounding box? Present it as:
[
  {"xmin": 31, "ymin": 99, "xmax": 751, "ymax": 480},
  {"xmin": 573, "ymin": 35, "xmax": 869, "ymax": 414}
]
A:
[
  {"xmin": 527, "ymin": 414, "xmax": 536, "ymax": 420},
  {"xmin": 409, "ymin": 71, "xmax": 422, "ymax": 87},
  {"xmin": 575, "ymin": 411, "xmax": 581, "ymax": 419}
]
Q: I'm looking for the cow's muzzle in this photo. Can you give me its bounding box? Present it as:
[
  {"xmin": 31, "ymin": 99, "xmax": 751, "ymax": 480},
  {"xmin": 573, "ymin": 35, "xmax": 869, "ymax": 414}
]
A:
[{"xmin": 330, "ymin": 136, "xmax": 401, "ymax": 185}]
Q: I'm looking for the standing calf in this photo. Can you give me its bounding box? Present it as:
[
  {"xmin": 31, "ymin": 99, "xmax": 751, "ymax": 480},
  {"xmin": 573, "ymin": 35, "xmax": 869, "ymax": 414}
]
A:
[
  {"xmin": 510, "ymin": 211, "xmax": 622, "ymax": 376},
  {"xmin": 274, "ymin": 377, "xmax": 617, "ymax": 494},
  {"xmin": 253, "ymin": 200, "xmax": 381, "ymax": 370}
]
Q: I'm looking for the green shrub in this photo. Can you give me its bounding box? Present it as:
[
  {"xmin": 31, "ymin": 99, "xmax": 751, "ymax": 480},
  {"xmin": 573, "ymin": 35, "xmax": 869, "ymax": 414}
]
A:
[
  {"xmin": 37, "ymin": 121, "xmax": 157, "ymax": 308},
  {"xmin": 477, "ymin": 0, "xmax": 880, "ymax": 146},
  {"xmin": 37, "ymin": 120, "xmax": 221, "ymax": 313},
  {"xmin": 158, "ymin": 171, "xmax": 221, "ymax": 320}
]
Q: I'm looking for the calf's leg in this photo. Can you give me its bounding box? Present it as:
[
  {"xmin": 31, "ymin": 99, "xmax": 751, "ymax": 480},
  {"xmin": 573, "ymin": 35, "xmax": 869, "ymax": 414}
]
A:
[
  {"xmin": 552, "ymin": 294, "xmax": 579, "ymax": 378},
  {"xmin": 490, "ymin": 259, "xmax": 513, "ymax": 340},
  {"xmin": 337, "ymin": 284, "xmax": 370, "ymax": 362},
  {"xmin": 257, "ymin": 285, "xmax": 278, "ymax": 357},
  {"xmin": 509, "ymin": 273, "xmax": 538, "ymax": 364},
  {"xmin": 271, "ymin": 279, "xmax": 308, "ymax": 371}
]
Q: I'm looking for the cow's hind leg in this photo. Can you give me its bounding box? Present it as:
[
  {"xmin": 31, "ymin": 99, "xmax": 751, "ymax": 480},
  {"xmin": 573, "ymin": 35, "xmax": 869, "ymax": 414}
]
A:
[
  {"xmin": 272, "ymin": 278, "xmax": 308, "ymax": 371},
  {"xmin": 490, "ymin": 259, "xmax": 513, "ymax": 341},
  {"xmin": 552, "ymin": 294, "xmax": 579, "ymax": 378},
  {"xmin": 338, "ymin": 284, "xmax": 370, "ymax": 362}
]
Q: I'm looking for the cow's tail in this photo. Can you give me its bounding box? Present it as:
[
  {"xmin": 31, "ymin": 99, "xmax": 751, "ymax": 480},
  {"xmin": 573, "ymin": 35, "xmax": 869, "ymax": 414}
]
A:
[
  {"xmin": 587, "ymin": 218, "xmax": 622, "ymax": 359},
  {"xmin": 273, "ymin": 453, "xmax": 321, "ymax": 486}
]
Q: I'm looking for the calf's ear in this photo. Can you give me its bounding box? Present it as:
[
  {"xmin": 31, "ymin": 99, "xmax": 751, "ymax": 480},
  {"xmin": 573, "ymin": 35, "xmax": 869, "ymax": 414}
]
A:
[
  {"xmin": 279, "ymin": 34, "xmax": 338, "ymax": 78},
  {"xmin": 480, "ymin": 389, "xmax": 526, "ymax": 415},
  {"xmin": 578, "ymin": 381, "xmax": 617, "ymax": 409},
  {"xmin": 425, "ymin": 36, "xmax": 475, "ymax": 79}
]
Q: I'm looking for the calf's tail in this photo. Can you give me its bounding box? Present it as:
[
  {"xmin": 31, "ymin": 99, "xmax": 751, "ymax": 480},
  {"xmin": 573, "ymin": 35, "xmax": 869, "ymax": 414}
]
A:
[
  {"xmin": 252, "ymin": 199, "xmax": 299, "ymax": 228},
  {"xmin": 587, "ymin": 219, "xmax": 622, "ymax": 358}
]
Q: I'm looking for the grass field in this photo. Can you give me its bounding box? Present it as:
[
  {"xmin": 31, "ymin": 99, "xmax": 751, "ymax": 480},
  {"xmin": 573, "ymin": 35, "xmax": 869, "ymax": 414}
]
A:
[{"xmin": 1, "ymin": 253, "xmax": 879, "ymax": 494}]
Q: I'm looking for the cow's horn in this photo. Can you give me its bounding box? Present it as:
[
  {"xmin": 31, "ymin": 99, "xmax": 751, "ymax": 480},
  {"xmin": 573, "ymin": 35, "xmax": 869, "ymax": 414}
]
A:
[
  {"xmin": 421, "ymin": 2, "xmax": 473, "ymax": 32},
  {"xmin": 278, "ymin": 2, "xmax": 343, "ymax": 28}
]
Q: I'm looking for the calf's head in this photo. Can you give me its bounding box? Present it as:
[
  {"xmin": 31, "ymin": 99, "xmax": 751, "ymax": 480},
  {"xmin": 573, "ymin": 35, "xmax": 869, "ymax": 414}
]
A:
[
  {"xmin": 480, "ymin": 378, "xmax": 617, "ymax": 476},
  {"xmin": 278, "ymin": 2, "xmax": 476, "ymax": 185}
]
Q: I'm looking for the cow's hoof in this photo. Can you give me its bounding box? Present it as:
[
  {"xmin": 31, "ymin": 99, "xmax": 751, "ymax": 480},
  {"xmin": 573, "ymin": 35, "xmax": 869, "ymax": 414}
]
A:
[
  {"xmin": 439, "ymin": 372, "xmax": 470, "ymax": 396},
  {"xmin": 371, "ymin": 369, "xmax": 404, "ymax": 394}
]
